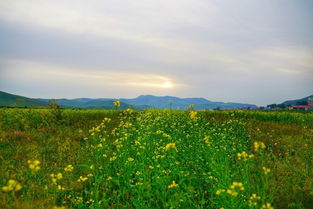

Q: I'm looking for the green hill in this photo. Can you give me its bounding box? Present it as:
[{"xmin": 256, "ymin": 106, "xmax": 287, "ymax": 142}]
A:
[{"xmin": 0, "ymin": 91, "xmax": 48, "ymax": 108}]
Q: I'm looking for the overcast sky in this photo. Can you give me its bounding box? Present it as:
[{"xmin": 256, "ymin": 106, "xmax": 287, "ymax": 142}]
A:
[{"xmin": 0, "ymin": 0, "xmax": 312, "ymax": 105}]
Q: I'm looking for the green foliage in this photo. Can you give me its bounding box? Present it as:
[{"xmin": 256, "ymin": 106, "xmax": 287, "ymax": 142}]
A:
[{"xmin": 0, "ymin": 109, "xmax": 312, "ymax": 209}]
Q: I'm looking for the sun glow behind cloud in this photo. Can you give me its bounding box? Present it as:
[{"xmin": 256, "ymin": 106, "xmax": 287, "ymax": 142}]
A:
[
  {"xmin": 0, "ymin": 59, "xmax": 179, "ymax": 97},
  {"xmin": 0, "ymin": 0, "xmax": 312, "ymax": 105}
]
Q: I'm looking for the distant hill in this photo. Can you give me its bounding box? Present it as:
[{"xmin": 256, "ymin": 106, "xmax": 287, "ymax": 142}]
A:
[
  {"xmin": 120, "ymin": 95, "xmax": 257, "ymax": 110},
  {"xmin": 282, "ymin": 95, "xmax": 313, "ymax": 106},
  {"xmin": 0, "ymin": 91, "xmax": 257, "ymax": 110},
  {"xmin": 0, "ymin": 91, "xmax": 48, "ymax": 107},
  {"xmin": 37, "ymin": 98, "xmax": 131, "ymax": 109}
]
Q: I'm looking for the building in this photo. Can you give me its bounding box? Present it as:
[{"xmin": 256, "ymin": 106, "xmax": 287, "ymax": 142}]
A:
[{"xmin": 291, "ymin": 105, "xmax": 313, "ymax": 110}]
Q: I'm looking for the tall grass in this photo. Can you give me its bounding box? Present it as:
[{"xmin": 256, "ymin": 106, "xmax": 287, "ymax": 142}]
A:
[{"xmin": 0, "ymin": 109, "xmax": 312, "ymax": 208}]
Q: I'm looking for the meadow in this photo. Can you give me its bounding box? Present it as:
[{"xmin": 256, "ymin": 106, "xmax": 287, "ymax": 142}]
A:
[{"xmin": 0, "ymin": 108, "xmax": 312, "ymax": 209}]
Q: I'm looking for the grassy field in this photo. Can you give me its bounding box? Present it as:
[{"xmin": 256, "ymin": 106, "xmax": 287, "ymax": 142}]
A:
[{"xmin": 0, "ymin": 108, "xmax": 312, "ymax": 209}]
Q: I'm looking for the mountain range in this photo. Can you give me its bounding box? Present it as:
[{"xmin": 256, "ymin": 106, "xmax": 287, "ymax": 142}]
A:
[
  {"xmin": 1, "ymin": 90, "xmax": 311, "ymax": 110},
  {"xmin": 0, "ymin": 91, "xmax": 257, "ymax": 109}
]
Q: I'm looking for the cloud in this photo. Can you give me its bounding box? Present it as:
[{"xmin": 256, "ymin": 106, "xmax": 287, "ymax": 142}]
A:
[{"xmin": 0, "ymin": 0, "xmax": 312, "ymax": 105}]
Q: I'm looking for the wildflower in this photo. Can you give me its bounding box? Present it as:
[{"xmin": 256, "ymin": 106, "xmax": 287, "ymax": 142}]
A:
[
  {"xmin": 110, "ymin": 156, "xmax": 117, "ymax": 161},
  {"xmin": 64, "ymin": 165, "xmax": 74, "ymax": 172},
  {"xmin": 53, "ymin": 206, "xmax": 67, "ymax": 209},
  {"xmin": 28, "ymin": 160, "xmax": 41, "ymax": 171},
  {"xmin": 56, "ymin": 173, "xmax": 63, "ymax": 180},
  {"xmin": 77, "ymin": 176, "xmax": 88, "ymax": 182},
  {"xmin": 165, "ymin": 143, "xmax": 177, "ymax": 151},
  {"xmin": 57, "ymin": 185, "xmax": 65, "ymax": 191},
  {"xmin": 227, "ymin": 189, "xmax": 238, "ymax": 197},
  {"xmin": 262, "ymin": 167, "xmax": 271, "ymax": 175},
  {"xmin": 237, "ymin": 152, "xmax": 254, "ymax": 160},
  {"xmin": 148, "ymin": 165, "xmax": 154, "ymax": 169},
  {"xmin": 203, "ymin": 136, "xmax": 211, "ymax": 146},
  {"xmin": 216, "ymin": 189, "xmax": 225, "ymax": 195},
  {"xmin": 221, "ymin": 182, "xmax": 245, "ymax": 197},
  {"xmin": 168, "ymin": 180, "xmax": 179, "ymax": 189},
  {"xmin": 261, "ymin": 203, "xmax": 274, "ymax": 209},
  {"xmin": 127, "ymin": 157, "xmax": 134, "ymax": 162},
  {"xmin": 189, "ymin": 111, "xmax": 197, "ymax": 120},
  {"xmin": 254, "ymin": 141, "xmax": 266, "ymax": 152},
  {"xmin": 248, "ymin": 193, "xmax": 261, "ymax": 206},
  {"xmin": 2, "ymin": 179, "xmax": 22, "ymax": 192},
  {"xmin": 113, "ymin": 100, "xmax": 121, "ymax": 109}
]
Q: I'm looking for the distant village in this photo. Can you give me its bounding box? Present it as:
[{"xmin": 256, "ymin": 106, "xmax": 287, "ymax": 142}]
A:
[{"xmin": 266, "ymin": 97, "xmax": 313, "ymax": 110}]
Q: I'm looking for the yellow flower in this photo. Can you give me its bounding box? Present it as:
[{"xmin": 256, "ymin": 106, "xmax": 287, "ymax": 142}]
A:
[
  {"xmin": 254, "ymin": 141, "xmax": 266, "ymax": 152},
  {"xmin": 113, "ymin": 100, "xmax": 121, "ymax": 108},
  {"xmin": 189, "ymin": 111, "xmax": 197, "ymax": 120},
  {"xmin": 261, "ymin": 203, "xmax": 274, "ymax": 209},
  {"xmin": 28, "ymin": 160, "xmax": 41, "ymax": 171},
  {"xmin": 237, "ymin": 151, "xmax": 248, "ymax": 160},
  {"xmin": 2, "ymin": 179, "xmax": 22, "ymax": 192},
  {"xmin": 77, "ymin": 176, "xmax": 88, "ymax": 182},
  {"xmin": 127, "ymin": 157, "xmax": 134, "ymax": 162},
  {"xmin": 53, "ymin": 206, "xmax": 67, "ymax": 209},
  {"xmin": 262, "ymin": 167, "xmax": 271, "ymax": 175},
  {"xmin": 203, "ymin": 136, "xmax": 211, "ymax": 146},
  {"xmin": 64, "ymin": 165, "xmax": 74, "ymax": 172},
  {"xmin": 216, "ymin": 189, "xmax": 225, "ymax": 195},
  {"xmin": 168, "ymin": 180, "xmax": 179, "ymax": 189},
  {"xmin": 248, "ymin": 193, "xmax": 261, "ymax": 206},
  {"xmin": 221, "ymin": 182, "xmax": 245, "ymax": 197},
  {"xmin": 165, "ymin": 143, "xmax": 177, "ymax": 151},
  {"xmin": 56, "ymin": 173, "xmax": 63, "ymax": 180},
  {"xmin": 57, "ymin": 185, "xmax": 65, "ymax": 191},
  {"xmin": 110, "ymin": 156, "xmax": 117, "ymax": 161}
]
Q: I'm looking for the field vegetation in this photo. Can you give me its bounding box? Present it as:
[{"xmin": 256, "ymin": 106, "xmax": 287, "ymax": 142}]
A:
[{"xmin": 0, "ymin": 108, "xmax": 312, "ymax": 209}]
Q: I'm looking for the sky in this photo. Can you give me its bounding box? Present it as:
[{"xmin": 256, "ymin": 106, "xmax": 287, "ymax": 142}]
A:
[{"xmin": 0, "ymin": 0, "xmax": 312, "ymax": 106}]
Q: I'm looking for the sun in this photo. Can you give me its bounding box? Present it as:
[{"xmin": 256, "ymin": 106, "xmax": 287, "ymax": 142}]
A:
[{"xmin": 161, "ymin": 81, "xmax": 173, "ymax": 88}]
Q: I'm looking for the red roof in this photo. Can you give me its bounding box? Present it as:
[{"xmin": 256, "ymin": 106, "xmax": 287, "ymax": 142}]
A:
[{"xmin": 291, "ymin": 105, "xmax": 313, "ymax": 108}]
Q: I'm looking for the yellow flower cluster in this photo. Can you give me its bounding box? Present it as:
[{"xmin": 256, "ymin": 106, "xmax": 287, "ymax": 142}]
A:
[
  {"xmin": 262, "ymin": 167, "xmax": 271, "ymax": 175},
  {"xmin": 216, "ymin": 189, "xmax": 226, "ymax": 195},
  {"xmin": 189, "ymin": 111, "xmax": 197, "ymax": 120},
  {"xmin": 28, "ymin": 160, "xmax": 41, "ymax": 171},
  {"xmin": 203, "ymin": 136, "xmax": 211, "ymax": 146},
  {"xmin": 50, "ymin": 173, "xmax": 63, "ymax": 184},
  {"xmin": 261, "ymin": 203, "xmax": 274, "ymax": 209},
  {"xmin": 57, "ymin": 185, "xmax": 65, "ymax": 191},
  {"xmin": 64, "ymin": 164, "xmax": 74, "ymax": 172},
  {"xmin": 53, "ymin": 206, "xmax": 67, "ymax": 209},
  {"xmin": 216, "ymin": 182, "xmax": 244, "ymax": 197},
  {"xmin": 110, "ymin": 156, "xmax": 117, "ymax": 161},
  {"xmin": 2, "ymin": 179, "xmax": 22, "ymax": 192},
  {"xmin": 127, "ymin": 157, "xmax": 134, "ymax": 162},
  {"xmin": 227, "ymin": 182, "xmax": 245, "ymax": 197},
  {"xmin": 248, "ymin": 193, "xmax": 261, "ymax": 206},
  {"xmin": 168, "ymin": 180, "xmax": 179, "ymax": 189},
  {"xmin": 113, "ymin": 100, "xmax": 121, "ymax": 108},
  {"xmin": 254, "ymin": 141, "xmax": 266, "ymax": 152},
  {"xmin": 237, "ymin": 151, "xmax": 254, "ymax": 160},
  {"xmin": 165, "ymin": 143, "xmax": 177, "ymax": 151},
  {"xmin": 77, "ymin": 176, "xmax": 88, "ymax": 182}
]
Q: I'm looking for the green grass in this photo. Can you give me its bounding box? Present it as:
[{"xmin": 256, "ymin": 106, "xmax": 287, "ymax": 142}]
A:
[{"xmin": 0, "ymin": 108, "xmax": 312, "ymax": 209}]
